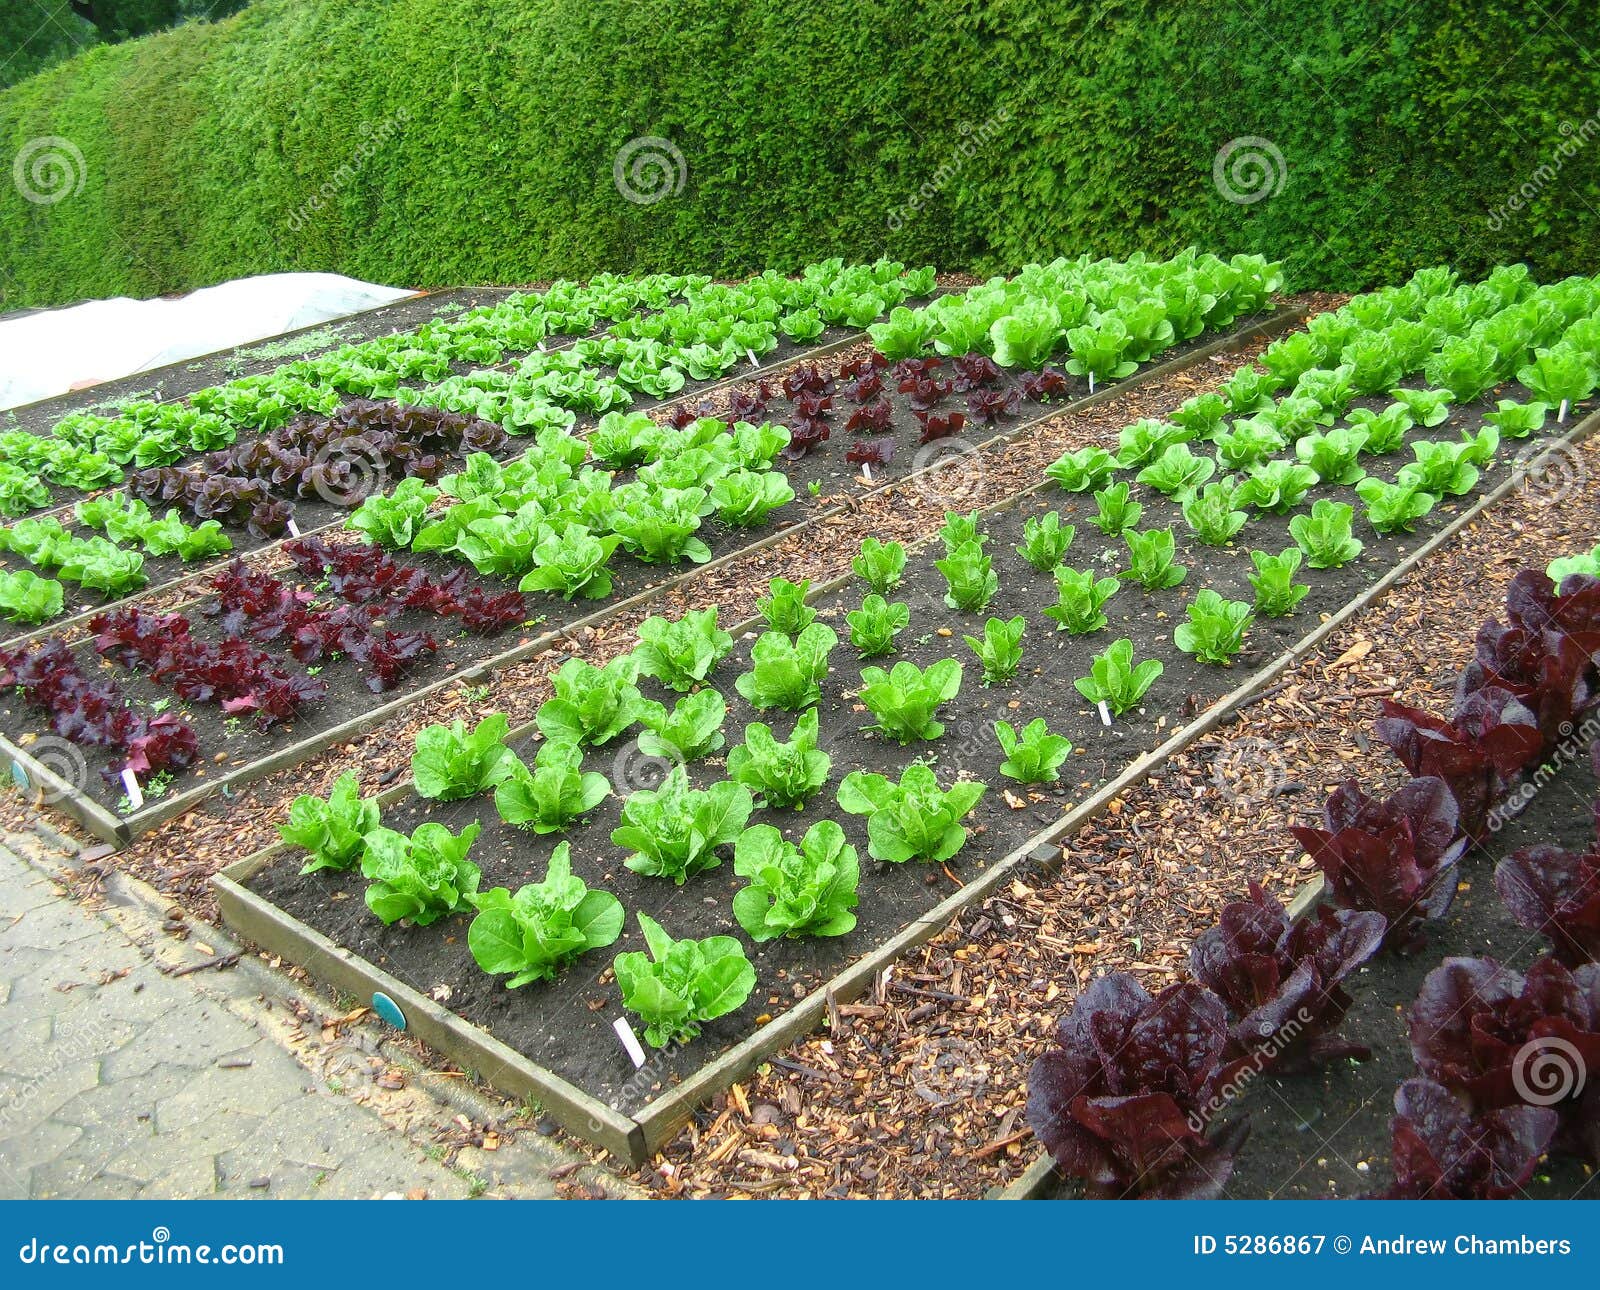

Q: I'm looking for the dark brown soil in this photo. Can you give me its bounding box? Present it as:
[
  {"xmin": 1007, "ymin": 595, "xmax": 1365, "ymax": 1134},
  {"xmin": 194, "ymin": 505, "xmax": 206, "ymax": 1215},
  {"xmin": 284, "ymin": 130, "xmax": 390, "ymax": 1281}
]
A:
[{"xmin": 244, "ymin": 403, "xmax": 1539, "ymax": 1117}]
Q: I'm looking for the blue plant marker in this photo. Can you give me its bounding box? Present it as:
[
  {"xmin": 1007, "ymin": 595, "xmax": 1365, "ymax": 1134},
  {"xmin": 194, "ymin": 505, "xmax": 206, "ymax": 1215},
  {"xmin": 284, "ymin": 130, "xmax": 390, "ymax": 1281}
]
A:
[
  {"xmin": 11, "ymin": 760, "xmax": 30, "ymax": 792},
  {"xmin": 371, "ymin": 991, "xmax": 407, "ymax": 1031}
]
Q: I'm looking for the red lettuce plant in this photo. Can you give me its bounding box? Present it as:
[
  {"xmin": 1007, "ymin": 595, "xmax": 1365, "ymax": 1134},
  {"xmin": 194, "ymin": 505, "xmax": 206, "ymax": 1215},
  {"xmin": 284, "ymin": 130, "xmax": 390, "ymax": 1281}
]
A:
[
  {"xmin": 965, "ymin": 387, "xmax": 1020, "ymax": 425},
  {"xmin": 1289, "ymin": 778, "xmax": 1466, "ymax": 951},
  {"xmin": 951, "ymin": 354, "xmax": 1003, "ymax": 391},
  {"xmin": 781, "ymin": 364, "xmax": 829, "ymax": 399},
  {"xmin": 1385, "ymin": 1078, "xmax": 1558, "ymax": 1198},
  {"xmin": 1020, "ymin": 368, "xmax": 1071, "ymax": 401},
  {"xmin": 915, "ymin": 410, "xmax": 966, "ymax": 444},
  {"xmin": 840, "ymin": 371, "xmax": 884, "ymax": 403},
  {"xmin": 1189, "ymin": 883, "xmax": 1385, "ymax": 1074},
  {"xmin": 897, "ymin": 376, "xmax": 953, "ymax": 412},
  {"xmin": 1497, "ymin": 832, "xmax": 1600, "ymax": 968},
  {"xmin": 844, "ymin": 398, "xmax": 893, "ymax": 435},
  {"xmin": 1025, "ymin": 973, "xmax": 1246, "ymax": 1198},
  {"xmin": 845, "ymin": 438, "xmax": 895, "ymax": 467}
]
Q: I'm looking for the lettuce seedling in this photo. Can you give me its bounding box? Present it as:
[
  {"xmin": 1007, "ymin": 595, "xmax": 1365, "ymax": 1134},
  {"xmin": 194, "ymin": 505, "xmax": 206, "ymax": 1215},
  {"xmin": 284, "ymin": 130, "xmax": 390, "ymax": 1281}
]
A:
[
  {"xmin": 757, "ymin": 577, "xmax": 817, "ymax": 634},
  {"xmin": 1074, "ymin": 638, "xmax": 1163, "ymax": 715},
  {"xmin": 733, "ymin": 820, "xmax": 860, "ymax": 941},
  {"xmin": 517, "ymin": 526, "xmax": 621, "ymax": 600},
  {"xmin": 936, "ymin": 540, "xmax": 997, "ymax": 612},
  {"xmin": 1248, "ymin": 548, "xmax": 1310, "ymax": 616},
  {"xmin": 1455, "ymin": 424, "xmax": 1499, "ymax": 467},
  {"xmin": 1174, "ymin": 589, "xmax": 1254, "ymax": 663},
  {"xmin": 1213, "ymin": 417, "xmax": 1286, "ymax": 471},
  {"xmin": 1346, "ymin": 404, "xmax": 1413, "ymax": 454},
  {"xmin": 612, "ymin": 766, "xmax": 753, "ymax": 884},
  {"xmin": 638, "ymin": 688, "xmax": 728, "ymax": 761},
  {"xmin": 589, "ymin": 410, "xmax": 667, "ymax": 469},
  {"xmin": 1045, "ymin": 446, "xmax": 1117, "ymax": 493},
  {"xmin": 0, "ymin": 570, "xmax": 64, "ymax": 625},
  {"xmin": 492, "ymin": 740, "xmax": 610, "ymax": 834},
  {"xmin": 1356, "ymin": 478, "xmax": 1437, "ymax": 534},
  {"xmin": 1289, "ymin": 499, "xmax": 1364, "ymax": 568},
  {"xmin": 1123, "ymin": 527, "xmax": 1187, "ymax": 591},
  {"xmin": 858, "ymin": 658, "xmax": 963, "ymax": 743},
  {"xmin": 1136, "ymin": 443, "xmax": 1215, "ymax": 498},
  {"xmin": 610, "ymin": 484, "xmax": 713, "ymax": 564},
  {"xmin": 837, "ymin": 763, "xmax": 987, "ymax": 863},
  {"xmin": 963, "ymin": 615, "xmax": 1025, "ymax": 685},
  {"xmin": 845, "ymin": 594, "xmax": 910, "ymax": 658},
  {"xmin": 1091, "ymin": 483, "xmax": 1141, "ymax": 536},
  {"xmin": 1296, "ymin": 426, "xmax": 1369, "ymax": 485},
  {"xmin": 938, "ymin": 510, "xmax": 987, "ymax": 554},
  {"xmin": 413, "ymin": 713, "xmax": 518, "ymax": 801},
  {"xmin": 852, "ymin": 537, "xmax": 906, "ymax": 594},
  {"xmin": 279, "ymin": 770, "xmax": 380, "ymax": 874},
  {"xmin": 360, "ymin": 821, "xmax": 482, "ymax": 926},
  {"xmin": 1016, "ymin": 511, "xmax": 1074, "ymax": 572},
  {"xmin": 1234, "ymin": 460, "xmax": 1317, "ymax": 513},
  {"xmin": 710, "ymin": 469, "xmax": 794, "ymax": 527},
  {"xmin": 632, "ymin": 607, "xmax": 733, "ymax": 692},
  {"xmin": 1182, "ymin": 482, "xmax": 1249, "ymax": 547},
  {"xmin": 735, "ymin": 624, "xmax": 837, "ymax": 711},
  {"xmin": 613, "ymin": 912, "xmax": 757, "ymax": 1047},
  {"xmin": 1044, "ymin": 566, "xmax": 1120, "ymax": 634},
  {"xmin": 534, "ymin": 655, "xmax": 649, "ymax": 746},
  {"xmin": 1390, "ymin": 387, "xmax": 1453, "ymax": 427},
  {"xmin": 1484, "ymin": 398, "xmax": 1549, "ymax": 439},
  {"xmin": 994, "ymin": 717, "xmax": 1072, "ymax": 784},
  {"xmin": 467, "ymin": 844, "xmax": 623, "ymax": 986},
  {"xmin": 1116, "ymin": 418, "xmax": 1188, "ymax": 470},
  {"xmin": 726, "ymin": 708, "xmax": 832, "ymax": 807}
]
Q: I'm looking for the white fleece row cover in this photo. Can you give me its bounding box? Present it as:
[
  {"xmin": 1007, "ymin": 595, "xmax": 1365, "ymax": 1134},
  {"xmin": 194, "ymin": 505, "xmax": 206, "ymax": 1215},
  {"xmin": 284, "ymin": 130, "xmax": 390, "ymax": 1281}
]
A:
[{"xmin": 0, "ymin": 272, "xmax": 418, "ymax": 412}]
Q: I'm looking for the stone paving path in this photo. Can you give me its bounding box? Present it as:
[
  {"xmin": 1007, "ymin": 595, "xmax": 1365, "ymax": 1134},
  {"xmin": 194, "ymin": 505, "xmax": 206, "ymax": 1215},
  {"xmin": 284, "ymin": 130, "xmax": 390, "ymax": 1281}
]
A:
[{"xmin": 0, "ymin": 819, "xmax": 616, "ymax": 1200}]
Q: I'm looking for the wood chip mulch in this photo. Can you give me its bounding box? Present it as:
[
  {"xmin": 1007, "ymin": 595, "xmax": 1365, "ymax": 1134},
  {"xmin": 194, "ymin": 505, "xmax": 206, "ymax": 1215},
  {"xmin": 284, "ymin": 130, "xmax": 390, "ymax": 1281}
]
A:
[{"xmin": 626, "ymin": 433, "xmax": 1600, "ymax": 1198}]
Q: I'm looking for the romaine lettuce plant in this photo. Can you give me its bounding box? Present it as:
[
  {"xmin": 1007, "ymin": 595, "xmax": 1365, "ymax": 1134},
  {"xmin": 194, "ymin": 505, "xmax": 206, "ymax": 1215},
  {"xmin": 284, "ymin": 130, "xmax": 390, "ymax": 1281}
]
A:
[
  {"xmin": 1248, "ymin": 547, "xmax": 1311, "ymax": 616},
  {"xmin": 1016, "ymin": 512, "xmax": 1073, "ymax": 572},
  {"xmin": 1484, "ymin": 398, "xmax": 1549, "ymax": 439},
  {"xmin": 1424, "ymin": 333, "xmax": 1501, "ymax": 403},
  {"xmin": 535, "ymin": 655, "xmax": 650, "ymax": 746},
  {"xmin": 964, "ymin": 615, "xmax": 1025, "ymax": 685},
  {"xmin": 1384, "ymin": 1078, "xmax": 1558, "ymax": 1199},
  {"xmin": 613, "ymin": 912, "xmax": 757, "ymax": 1047},
  {"xmin": 734, "ymin": 624, "xmax": 837, "ymax": 711},
  {"xmin": 1346, "ymin": 404, "xmax": 1414, "ymax": 454},
  {"xmin": 1174, "ymin": 589, "xmax": 1254, "ymax": 663},
  {"xmin": 1214, "ymin": 418, "xmax": 1286, "ymax": 471},
  {"xmin": 836, "ymin": 763, "xmax": 987, "ymax": 863},
  {"xmin": 732, "ymin": 820, "xmax": 860, "ymax": 941},
  {"xmin": 846, "ymin": 594, "xmax": 910, "ymax": 658},
  {"xmin": 1182, "ymin": 482, "xmax": 1249, "ymax": 546},
  {"xmin": 1092, "ymin": 483, "xmax": 1141, "ymax": 536},
  {"xmin": 492, "ymin": 739, "xmax": 610, "ymax": 833},
  {"xmin": 1390, "ymin": 387, "xmax": 1453, "ymax": 427},
  {"xmin": 467, "ymin": 843, "xmax": 623, "ymax": 987},
  {"xmin": 757, "ymin": 577, "xmax": 817, "ymax": 634},
  {"xmin": 1116, "ymin": 418, "xmax": 1189, "ymax": 470},
  {"xmin": 1296, "ymin": 426, "xmax": 1369, "ymax": 485},
  {"xmin": 1497, "ymin": 836, "xmax": 1600, "ymax": 968},
  {"xmin": 1518, "ymin": 344, "xmax": 1597, "ymax": 418},
  {"xmin": 1074, "ymin": 638, "xmax": 1162, "ymax": 715},
  {"xmin": 517, "ymin": 526, "xmax": 621, "ymax": 600},
  {"xmin": 1044, "ymin": 566, "xmax": 1120, "ymax": 634},
  {"xmin": 936, "ymin": 540, "xmax": 998, "ymax": 612},
  {"xmin": 1289, "ymin": 499, "xmax": 1364, "ymax": 568},
  {"xmin": 1123, "ymin": 527, "xmax": 1187, "ymax": 591},
  {"xmin": 360, "ymin": 821, "xmax": 482, "ymax": 926},
  {"xmin": 638, "ymin": 688, "xmax": 728, "ymax": 762},
  {"xmin": 632, "ymin": 608, "xmax": 733, "ymax": 692},
  {"xmin": 994, "ymin": 717, "xmax": 1072, "ymax": 784},
  {"xmin": 858, "ymin": 658, "xmax": 964, "ymax": 743},
  {"xmin": 1045, "ymin": 446, "xmax": 1117, "ymax": 493},
  {"xmin": 611, "ymin": 766, "xmax": 753, "ymax": 884},
  {"xmin": 726, "ymin": 709, "xmax": 832, "ymax": 808},
  {"xmin": 0, "ymin": 570, "xmax": 64, "ymax": 625},
  {"xmin": 1136, "ymin": 443, "xmax": 1214, "ymax": 498},
  {"xmin": 1356, "ymin": 478, "xmax": 1437, "ymax": 534},
  {"xmin": 1398, "ymin": 440, "xmax": 1480, "ymax": 498},
  {"xmin": 279, "ymin": 770, "xmax": 380, "ymax": 874},
  {"xmin": 852, "ymin": 537, "xmax": 906, "ymax": 594},
  {"xmin": 610, "ymin": 484, "xmax": 713, "ymax": 564},
  {"xmin": 413, "ymin": 714, "xmax": 517, "ymax": 801},
  {"xmin": 1234, "ymin": 460, "xmax": 1317, "ymax": 513}
]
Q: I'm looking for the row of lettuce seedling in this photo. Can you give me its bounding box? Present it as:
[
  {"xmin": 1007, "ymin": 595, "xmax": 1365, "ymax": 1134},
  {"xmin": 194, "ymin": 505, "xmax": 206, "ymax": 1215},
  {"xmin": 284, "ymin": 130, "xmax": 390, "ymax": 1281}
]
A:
[{"xmin": 1024, "ymin": 560, "xmax": 1600, "ymax": 1198}]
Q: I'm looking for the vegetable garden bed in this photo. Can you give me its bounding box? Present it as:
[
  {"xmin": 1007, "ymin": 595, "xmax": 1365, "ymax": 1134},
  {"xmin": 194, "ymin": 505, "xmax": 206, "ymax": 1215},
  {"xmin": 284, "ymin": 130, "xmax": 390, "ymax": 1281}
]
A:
[
  {"xmin": 0, "ymin": 306, "xmax": 1300, "ymax": 845},
  {"xmin": 210, "ymin": 395, "xmax": 1600, "ymax": 1163}
]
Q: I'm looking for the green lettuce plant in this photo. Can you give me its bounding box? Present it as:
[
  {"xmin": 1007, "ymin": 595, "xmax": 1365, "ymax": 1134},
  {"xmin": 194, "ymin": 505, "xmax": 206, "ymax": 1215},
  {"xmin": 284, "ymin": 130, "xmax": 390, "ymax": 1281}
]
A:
[
  {"xmin": 360, "ymin": 822, "xmax": 482, "ymax": 926},
  {"xmin": 279, "ymin": 770, "xmax": 380, "ymax": 874},
  {"xmin": 1213, "ymin": 418, "xmax": 1286, "ymax": 471},
  {"xmin": 467, "ymin": 844, "xmax": 624, "ymax": 987},
  {"xmin": 1092, "ymin": 483, "xmax": 1142, "ymax": 536},
  {"xmin": 632, "ymin": 608, "xmax": 733, "ymax": 692},
  {"xmin": 1174, "ymin": 589, "xmax": 1254, "ymax": 663},
  {"xmin": 964, "ymin": 615, "xmax": 1026, "ymax": 685},
  {"xmin": 735, "ymin": 624, "xmax": 837, "ymax": 710},
  {"xmin": 1074, "ymin": 639, "xmax": 1162, "ymax": 715},
  {"xmin": 711, "ymin": 470, "xmax": 794, "ymax": 527},
  {"xmin": 637, "ymin": 688, "xmax": 728, "ymax": 761},
  {"xmin": 1124, "ymin": 528, "xmax": 1187, "ymax": 590},
  {"xmin": 413, "ymin": 714, "xmax": 518, "ymax": 801},
  {"xmin": 1355, "ymin": 478, "xmax": 1437, "ymax": 534},
  {"xmin": 858, "ymin": 658, "xmax": 964, "ymax": 743},
  {"xmin": 726, "ymin": 709, "xmax": 832, "ymax": 808},
  {"xmin": 1390, "ymin": 387, "xmax": 1453, "ymax": 427},
  {"xmin": 1234, "ymin": 460, "xmax": 1318, "ymax": 513},
  {"xmin": 0, "ymin": 570, "xmax": 64, "ymax": 624},
  {"xmin": 994, "ymin": 718, "xmax": 1073, "ymax": 784},
  {"xmin": 1182, "ymin": 481, "xmax": 1249, "ymax": 546},
  {"xmin": 732, "ymin": 821, "xmax": 860, "ymax": 941},
  {"xmin": 1289, "ymin": 499, "xmax": 1364, "ymax": 568},
  {"xmin": 757, "ymin": 577, "xmax": 817, "ymax": 634},
  {"xmin": 517, "ymin": 526, "xmax": 621, "ymax": 600},
  {"xmin": 1248, "ymin": 548, "xmax": 1311, "ymax": 617},
  {"xmin": 846, "ymin": 594, "xmax": 910, "ymax": 658},
  {"xmin": 1136, "ymin": 443, "xmax": 1215, "ymax": 498},
  {"xmin": 1295, "ymin": 426, "xmax": 1369, "ymax": 485},
  {"xmin": 936, "ymin": 540, "xmax": 998, "ymax": 612},
  {"xmin": 1044, "ymin": 566, "xmax": 1120, "ymax": 634},
  {"xmin": 1116, "ymin": 418, "xmax": 1189, "ymax": 470},
  {"xmin": 1016, "ymin": 512, "xmax": 1074, "ymax": 572},
  {"xmin": 1484, "ymin": 398, "xmax": 1548, "ymax": 439},
  {"xmin": 613, "ymin": 913, "xmax": 756, "ymax": 1047},
  {"xmin": 1045, "ymin": 446, "xmax": 1118, "ymax": 492},
  {"xmin": 1346, "ymin": 404, "xmax": 1413, "ymax": 454},
  {"xmin": 611, "ymin": 766, "xmax": 753, "ymax": 884},
  {"xmin": 1397, "ymin": 440, "xmax": 1479, "ymax": 497},
  {"xmin": 492, "ymin": 740, "xmax": 610, "ymax": 834},
  {"xmin": 852, "ymin": 537, "xmax": 907, "ymax": 594},
  {"xmin": 836, "ymin": 764, "xmax": 987, "ymax": 863},
  {"xmin": 535, "ymin": 656, "xmax": 650, "ymax": 746}
]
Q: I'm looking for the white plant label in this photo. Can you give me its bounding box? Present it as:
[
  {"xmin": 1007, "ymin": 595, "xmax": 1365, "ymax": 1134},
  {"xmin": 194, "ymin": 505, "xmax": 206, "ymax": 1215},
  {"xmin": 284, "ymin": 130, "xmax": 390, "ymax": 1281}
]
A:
[
  {"xmin": 286, "ymin": 517, "xmax": 301, "ymax": 538},
  {"xmin": 120, "ymin": 767, "xmax": 145, "ymax": 811},
  {"xmin": 613, "ymin": 1017, "xmax": 647, "ymax": 1069},
  {"xmin": 1098, "ymin": 700, "xmax": 1113, "ymax": 727}
]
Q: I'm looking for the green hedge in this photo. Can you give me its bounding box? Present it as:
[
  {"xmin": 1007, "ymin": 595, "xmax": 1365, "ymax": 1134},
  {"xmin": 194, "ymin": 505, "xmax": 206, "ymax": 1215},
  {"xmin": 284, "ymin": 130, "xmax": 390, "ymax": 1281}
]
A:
[{"xmin": 3, "ymin": 0, "xmax": 1598, "ymax": 307}]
